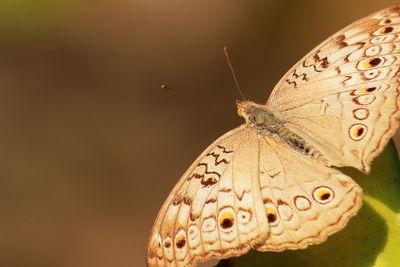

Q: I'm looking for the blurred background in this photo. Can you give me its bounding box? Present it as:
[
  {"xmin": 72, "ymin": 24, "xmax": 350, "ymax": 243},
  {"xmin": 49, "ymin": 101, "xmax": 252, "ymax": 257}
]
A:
[{"xmin": 0, "ymin": 0, "xmax": 399, "ymax": 266}]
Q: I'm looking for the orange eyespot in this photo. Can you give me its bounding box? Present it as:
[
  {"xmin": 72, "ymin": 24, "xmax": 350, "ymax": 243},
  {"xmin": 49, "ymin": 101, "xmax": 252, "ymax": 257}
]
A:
[
  {"xmin": 349, "ymin": 124, "xmax": 368, "ymax": 141},
  {"xmin": 174, "ymin": 230, "xmax": 187, "ymax": 250},
  {"xmin": 360, "ymin": 57, "xmax": 381, "ymax": 69},
  {"xmin": 176, "ymin": 238, "xmax": 186, "ymax": 249},
  {"xmin": 266, "ymin": 206, "xmax": 278, "ymax": 223},
  {"xmin": 380, "ymin": 26, "xmax": 393, "ymax": 34},
  {"xmin": 356, "ymin": 87, "xmax": 377, "ymax": 94},
  {"xmin": 313, "ymin": 186, "xmax": 334, "ymax": 204},
  {"xmin": 219, "ymin": 211, "xmax": 235, "ymax": 229}
]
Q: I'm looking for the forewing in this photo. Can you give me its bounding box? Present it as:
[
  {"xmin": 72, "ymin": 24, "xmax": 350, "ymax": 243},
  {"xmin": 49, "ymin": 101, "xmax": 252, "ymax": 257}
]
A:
[{"xmin": 266, "ymin": 5, "xmax": 400, "ymax": 172}]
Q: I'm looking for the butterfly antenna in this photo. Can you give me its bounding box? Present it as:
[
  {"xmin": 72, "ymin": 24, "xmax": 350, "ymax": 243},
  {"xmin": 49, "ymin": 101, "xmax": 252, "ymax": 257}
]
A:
[{"xmin": 224, "ymin": 46, "xmax": 246, "ymax": 100}]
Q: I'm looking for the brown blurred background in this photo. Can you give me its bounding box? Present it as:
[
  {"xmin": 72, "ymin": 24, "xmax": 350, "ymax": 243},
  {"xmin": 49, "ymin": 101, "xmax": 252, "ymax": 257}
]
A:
[{"xmin": 0, "ymin": 1, "xmax": 399, "ymax": 267}]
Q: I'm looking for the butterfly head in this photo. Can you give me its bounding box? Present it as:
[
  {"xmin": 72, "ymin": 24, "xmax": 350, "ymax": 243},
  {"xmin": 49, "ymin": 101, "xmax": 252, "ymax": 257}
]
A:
[
  {"xmin": 236, "ymin": 100, "xmax": 249, "ymax": 118},
  {"xmin": 236, "ymin": 99, "xmax": 258, "ymax": 123}
]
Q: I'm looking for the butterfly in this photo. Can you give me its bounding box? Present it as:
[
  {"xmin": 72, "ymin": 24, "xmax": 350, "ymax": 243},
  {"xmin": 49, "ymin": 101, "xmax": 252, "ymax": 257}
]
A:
[{"xmin": 147, "ymin": 5, "xmax": 400, "ymax": 267}]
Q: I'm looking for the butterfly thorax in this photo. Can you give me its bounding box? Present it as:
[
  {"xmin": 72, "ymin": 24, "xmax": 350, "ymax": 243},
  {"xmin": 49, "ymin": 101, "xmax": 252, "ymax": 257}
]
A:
[
  {"xmin": 237, "ymin": 100, "xmax": 328, "ymax": 164},
  {"xmin": 238, "ymin": 100, "xmax": 284, "ymax": 133}
]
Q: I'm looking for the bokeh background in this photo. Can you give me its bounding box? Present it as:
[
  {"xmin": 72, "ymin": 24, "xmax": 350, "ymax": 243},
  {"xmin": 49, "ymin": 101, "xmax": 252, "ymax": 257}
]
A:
[{"xmin": 0, "ymin": 0, "xmax": 399, "ymax": 267}]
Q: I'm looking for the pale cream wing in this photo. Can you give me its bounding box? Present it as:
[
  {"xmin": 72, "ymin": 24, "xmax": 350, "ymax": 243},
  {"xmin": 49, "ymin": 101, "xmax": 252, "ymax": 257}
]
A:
[
  {"xmin": 146, "ymin": 125, "xmax": 270, "ymax": 267},
  {"xmin": 255, "ymin": 133, "xmax": 362, "ymax": 251},
  {"xmin": 266, "ymin": 5, "xmax": 400, "ymax": 172}
]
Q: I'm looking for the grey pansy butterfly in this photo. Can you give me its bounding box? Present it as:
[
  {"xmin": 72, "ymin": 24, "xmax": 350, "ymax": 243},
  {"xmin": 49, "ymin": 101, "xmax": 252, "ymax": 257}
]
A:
[{"xmin": 147, "ymin": 5, "xmax": 400, "ymax": 267}]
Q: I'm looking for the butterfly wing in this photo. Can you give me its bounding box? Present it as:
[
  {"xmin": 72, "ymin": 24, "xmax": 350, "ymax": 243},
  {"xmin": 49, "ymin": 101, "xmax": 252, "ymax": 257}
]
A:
[
  {"xmin": 254, "ymin": 133, "xmax": 362, "ymax": 251},
  {"xmin": 146, "ymin": 125, "xmax": 270, "ymax": 267},
  {"xmin": 266, "ymin": 5, "xmax": 400, "ymax": 173},
  {"xmin": 147, "ymin": 125, "xmax": 363, "ymax": 266}
]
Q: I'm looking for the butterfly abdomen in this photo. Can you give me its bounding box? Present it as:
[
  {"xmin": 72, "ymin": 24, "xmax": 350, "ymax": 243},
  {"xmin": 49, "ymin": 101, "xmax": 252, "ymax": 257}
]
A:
[{"xmin": 278, "ymin": 127, "xmax": 329, "ymax": 165}]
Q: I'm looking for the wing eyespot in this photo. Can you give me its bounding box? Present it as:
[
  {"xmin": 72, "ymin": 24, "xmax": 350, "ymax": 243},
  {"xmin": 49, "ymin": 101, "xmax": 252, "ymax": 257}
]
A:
[
  {"xmin": 266, "ymin": 207, "xmax": 278, "ymax": 223},
  {"xmin": 352, "ymin": 94, "xmax": 376, "ymax": 105},
  {"xmin": 294, "ymin": 196, "xmax": 312, "ymax": 211},
  {"xmin": 219, "ymin": 209, "xmax": 235, "ymax": 229},
  {"xmin": 349, "ymin": 123, "xmax": 368, "ymax": 141},
  {"xmin": 267, "ymin": 213, "xmax": 277, "ymax": 223},
  {"xmin": 382, "ymin": 26, "xmax": 394, "ymax": 33},
  {"xmin": 360, "ymin": 57, "xmax": 382, "ymax": 69},
  {"xmin": 237, "ymin": 209, "xmax": 252, "ymax": 224},
  {"xmin": 364, "ymin": 45, "xmax": 381, "ymax": 56},
  {"xmin": 202, "ymin": 217, "xmax": 217, "ymax": 232},
  {"xmin": 164, "ymin": 240, "xmax": 171, "ymax": 248},
  {"xmin": 176, "ymin": 238, "xmax": 186, "ymax": 249},
  {"xmin": 313, "ymin": 186, "xmax": 335, "ymax": 204},
  {"xmin": 352, "ymin": 87, "xmax": 377, "ymax": 95},
  {"xmin": 277, "ymin": 200, "xmax": 294, "ymax": 221},
  {"xmin": 353, "ymin": 108, "xmax": 370, "ymax": 120}
]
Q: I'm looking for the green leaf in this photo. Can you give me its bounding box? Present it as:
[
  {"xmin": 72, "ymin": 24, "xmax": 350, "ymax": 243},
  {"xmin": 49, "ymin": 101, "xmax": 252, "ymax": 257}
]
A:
[{"xmin": 233, "ymin": 140, "xmax": 400, "ymax": 267}]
